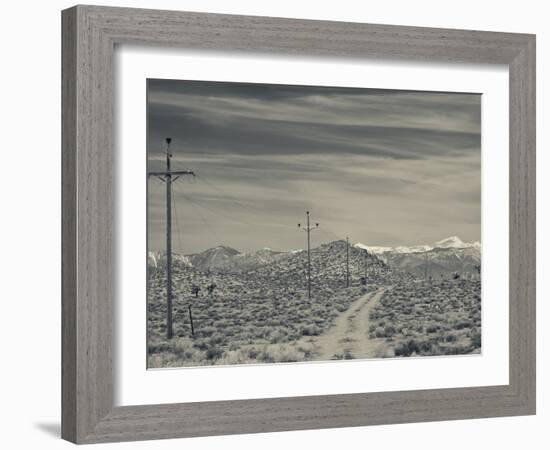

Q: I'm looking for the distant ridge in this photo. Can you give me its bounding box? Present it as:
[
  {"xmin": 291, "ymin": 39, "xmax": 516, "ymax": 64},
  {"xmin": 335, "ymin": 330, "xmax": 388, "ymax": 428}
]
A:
[
  {"xmin": 148, "ymin": 240, "xmax": 383, "ymax": 274},
  {"xmin": 148, "ymin": 245, "xmax": 288, "ymax": 272},
  {"xmin": 355, "ymin": 236, "xmax": 480, "ymax": 277},
  {"xmin": 355, "ymin": 236, "xmax": 480, "ymax": 255},
  {"xmin": 148, "ymin": 236, "xmax": 480, "ymax": 278}
]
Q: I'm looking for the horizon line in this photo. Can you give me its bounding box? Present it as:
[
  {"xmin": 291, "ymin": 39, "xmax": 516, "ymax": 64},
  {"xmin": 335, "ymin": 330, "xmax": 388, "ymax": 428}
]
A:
[{"xmin": 147, "ymin": 235, "xmax": 481, "ymax": 256}]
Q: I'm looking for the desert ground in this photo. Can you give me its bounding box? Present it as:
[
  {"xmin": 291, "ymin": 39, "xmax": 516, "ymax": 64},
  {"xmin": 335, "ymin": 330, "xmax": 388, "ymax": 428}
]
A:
[{"xmin": 147, "ymin": 240, "xmax": 481, "ymax": 368}]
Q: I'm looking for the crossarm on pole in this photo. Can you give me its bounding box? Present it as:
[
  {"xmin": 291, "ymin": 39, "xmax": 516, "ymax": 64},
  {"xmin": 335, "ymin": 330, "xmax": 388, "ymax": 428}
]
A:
[{"xmin": 148, "ymin": 170, "xmax": 195, "ymax": 177}]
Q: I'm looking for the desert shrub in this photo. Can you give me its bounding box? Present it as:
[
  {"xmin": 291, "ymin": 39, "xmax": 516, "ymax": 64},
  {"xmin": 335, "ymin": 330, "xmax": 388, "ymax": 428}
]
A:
[
  {"xmin": 296, "ymin": 342, "xmax": 314, "ymax": 358},
  {"xmin": 470, "ymin": 330, "xmax": 482, "ymax": 348},
  {"xmin": 172, "ymin": 338, "xmax": 195, "ymax": 354},
  {"xmin": 426, "ymin": 324, "xmax": 440, "ymax": 333},
  {"xmin": 417, "ymin": 340, "xmax": 434, "ymax": 354},
  {"xmin": 375, "ymin": 326, "xmax": 385, "ymax": 338},
  {"xmin": 215, "ymin": 350, "xmax": 254, "ymax": 366},
  {"xmin": 394, "ymin": 338, "xmax": 434, "ymax": 356},
  {"xmin": 148, "ymin": 353, "xmax": 177, "ymax": 368},
  {"xmin": 445, "ymin": 333, "xmax": 457, "ymax": 342},
  {"xmin": 454, "ymin": 319, "xmax": 473, "ymax": 330},
  {"xmin": 193, "ymin": 338, "xmax": 209, "ymax": 351},
  {"xmin": 394, "ymin": 339, "xmax": 419, "ymax": 357},
  {"xmin": 256, "ymin": 344, "xmax": 304, "ymax": 363},
  {"xmin": 300, "ymin": 324, "xmax": 321, "ymax": 336},
  {"xmin": 312, "ymin": 315, "xmax": 326, "ymax": 325},
  {"xmin": 432, "ymin": 313, "xmax": 445, "ymax": 322},
  {"xmin": 268, "ymin": 328, "xmax": 287, "ymax": 344},
  {"xmin": 343, "ymin": 350, "xmax": 354, "ymax": 360},
  {"xmin": 200, "ymin": 326, "xmax": 216, "ymax": 337},
  {"xmin": 147, "ymin": 338, "xmax": 174, "ymax": 354},
  {"xmin": 147, "ymin": 339, "xmax": 208, "ymax": 368},
  {"xmin": 224, "ymin": 327, "xmax": 236, "ymax": 337},
  {"xmin": 439, "ymin": 344, "xmax": 471, "ymax": 355},
  {"xmin": 206, "ymin": 345, "xmax": 224, "ymax": 360},
  {"xmin": 374, "ymin": 346, "xmax": 394, "ymax": 358},
  {"xmin": 209, "ymin": 333, "xmax": 225, "ymax": 345}
]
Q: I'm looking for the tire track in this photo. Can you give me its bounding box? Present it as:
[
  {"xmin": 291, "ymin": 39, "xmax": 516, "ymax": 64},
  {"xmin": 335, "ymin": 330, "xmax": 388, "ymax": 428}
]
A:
[{"xmin": 310, "ymin": 288, "xmax": 387, "ymax": 360}]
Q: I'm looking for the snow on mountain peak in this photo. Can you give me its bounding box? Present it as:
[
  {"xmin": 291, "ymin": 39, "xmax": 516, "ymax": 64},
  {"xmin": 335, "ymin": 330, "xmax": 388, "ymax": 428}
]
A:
[
  {"xmin": 355, "ymin": 236, "xmax": 479, "ymax": 255},
  {"xmin": 355, "ymin": 243, "xmax": 393, "ymax": 254},
  {"xmin": 433, "ymin": 236, "xmax": 467, "ymax": 249}
]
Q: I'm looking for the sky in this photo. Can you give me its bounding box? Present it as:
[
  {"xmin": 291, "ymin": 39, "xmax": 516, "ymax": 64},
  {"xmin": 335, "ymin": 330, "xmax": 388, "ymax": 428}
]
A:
[{"xmin": 147, "ymin": 79, "xmax": 481, "ymax": 254}]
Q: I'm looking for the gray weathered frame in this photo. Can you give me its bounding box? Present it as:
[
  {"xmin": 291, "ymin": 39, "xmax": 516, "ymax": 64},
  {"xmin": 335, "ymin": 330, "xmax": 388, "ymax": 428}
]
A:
[{"xmin": 61, "ymin": 5, "xmax": 536, "ymax": 444}]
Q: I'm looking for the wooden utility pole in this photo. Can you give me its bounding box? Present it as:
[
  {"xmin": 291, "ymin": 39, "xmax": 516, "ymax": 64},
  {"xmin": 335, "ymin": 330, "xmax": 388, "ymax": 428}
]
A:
[
  {"xmin": 364, "ymin": 249, "xmax": 368, "ymax": 285},
  {"xmin": 346, "ymin": 236, "xmax": 350, "ymax": 287},
  {"xmin": 148, "ymin": 138, "xmax": 195, "ymax": 339},
  {"xmin": 298, "ymin": 211, "xmax": 319, "ymax": 300},
  {"xmin": 188, "ymin": 304, "xmax": 195, "ymax": 336},
  {"xmin": 424, "ymin": 252, "xmax": 429, "ymax": 281}
]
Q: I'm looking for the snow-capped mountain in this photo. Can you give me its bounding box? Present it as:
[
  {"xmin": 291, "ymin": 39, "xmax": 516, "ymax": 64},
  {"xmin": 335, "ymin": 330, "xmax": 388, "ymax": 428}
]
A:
[
  {"xmin": 355, "ymin": 236, "xmax": 480, "ymax": 277},
  {"xmin": 355, "ymin": 236, "xmax": 480, "ymax": 255},
  {"xmin": 433, "ymin": 236, "xmax": 481, "ymax": 250},
  {"xmin": 355, "ymin": 242, "xmax": 432, "ymax": 255}
]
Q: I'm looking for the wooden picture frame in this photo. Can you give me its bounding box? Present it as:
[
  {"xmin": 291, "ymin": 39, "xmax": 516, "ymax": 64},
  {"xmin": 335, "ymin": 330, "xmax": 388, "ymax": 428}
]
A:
[{"xmin": 61, "ymin": 5, "xmax": 536, "ymax": 444}]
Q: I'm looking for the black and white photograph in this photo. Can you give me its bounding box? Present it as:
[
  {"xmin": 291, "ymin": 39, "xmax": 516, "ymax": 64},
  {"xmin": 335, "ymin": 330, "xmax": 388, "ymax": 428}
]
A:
[
  {"xmin": 2, "ymin": 0, "xmax": 543, "ymax": 447},
  {"xmin": 146, "ymin": 79, "xmax": 482, "ymax": 368}
]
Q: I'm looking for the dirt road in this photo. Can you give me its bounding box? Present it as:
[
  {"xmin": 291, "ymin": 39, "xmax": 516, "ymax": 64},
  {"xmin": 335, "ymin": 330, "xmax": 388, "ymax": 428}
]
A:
[{"xmin": 310, "ymin": 288, "xmax": 387, "ymax": 360}]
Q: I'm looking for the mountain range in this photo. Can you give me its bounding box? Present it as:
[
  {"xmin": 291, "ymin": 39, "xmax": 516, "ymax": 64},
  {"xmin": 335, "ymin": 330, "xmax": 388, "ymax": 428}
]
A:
[
  {"xmin": 355, "ymin": 236, "xmax": 480, "ymax": 255},
  {"xmin": 355, "ymin": 236, "xmax": 481, "ymax": 278},
  {"xmin": 148, "ymin": 236, "xmax": 480, "ymax": 278},
  {"xmin": 148, "ymin": 246, "xmax": 290, "ymax": 273}
]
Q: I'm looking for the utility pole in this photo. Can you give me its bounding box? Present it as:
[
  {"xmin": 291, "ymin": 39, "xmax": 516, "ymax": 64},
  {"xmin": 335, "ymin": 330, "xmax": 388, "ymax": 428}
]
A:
[
  {"xmin": 298, "ymin": 211, "xmax": 319, "ymax": 300},
  {"xmin": 424, "ymin": 252, "xmax": 429, "ymax": 281},
  {"xmin": 364, "ymin": 249, "xmax": 368, "ymax": 286},
  {"xmin": 148, "ymin": 138, "xmax": 195, "ymax": 339},
  {"xmin": 346, "ymin": 236, "xmax": 350, "ymax": 288},
  {"xmin": 188, "ymin": 304, "xmax": 195, "ymax": 336}
]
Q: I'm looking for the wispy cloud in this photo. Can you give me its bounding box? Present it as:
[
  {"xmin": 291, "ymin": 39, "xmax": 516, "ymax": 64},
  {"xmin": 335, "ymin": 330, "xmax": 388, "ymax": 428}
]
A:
[{"xmin": 147, "ymin": 79, "xmax": 481, "ymax": 253}]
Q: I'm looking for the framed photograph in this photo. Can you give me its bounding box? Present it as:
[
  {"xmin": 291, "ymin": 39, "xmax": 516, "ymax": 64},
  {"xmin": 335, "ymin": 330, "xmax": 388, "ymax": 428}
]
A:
[{"xmin": 62, "ymin": 5, "xmax": 536, "ymax": 444}]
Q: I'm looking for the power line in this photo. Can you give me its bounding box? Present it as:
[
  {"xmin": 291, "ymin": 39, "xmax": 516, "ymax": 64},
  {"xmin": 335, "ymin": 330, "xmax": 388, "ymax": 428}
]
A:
[
  {"xmin": 174, "ymin": 189, "xmax": 260, "ymax": 228},
  {"xmin": 172, "ymin": 186, "xmax": 225, "ymax": 246},
  {"xmin": 174, "ymin": 185, "xmax": 297, "ymax": 231},
  {"xmin": 194, "ymin": 174, "xmax": 265, "ymax": 217},
  {"xmin": 172, "ymin": 189, "xmax": 184, "ymax": 255}
]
